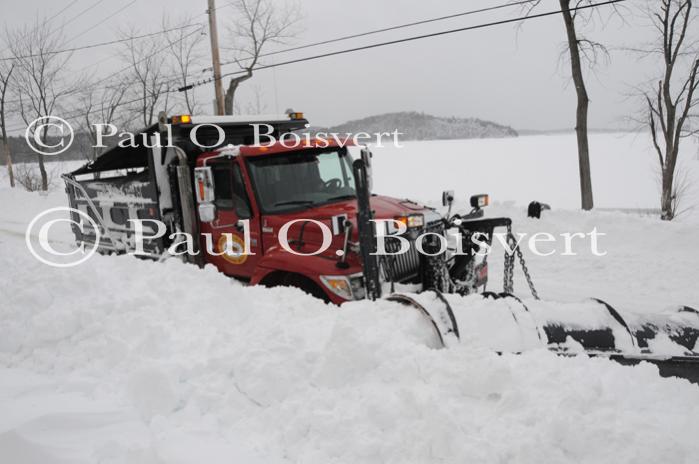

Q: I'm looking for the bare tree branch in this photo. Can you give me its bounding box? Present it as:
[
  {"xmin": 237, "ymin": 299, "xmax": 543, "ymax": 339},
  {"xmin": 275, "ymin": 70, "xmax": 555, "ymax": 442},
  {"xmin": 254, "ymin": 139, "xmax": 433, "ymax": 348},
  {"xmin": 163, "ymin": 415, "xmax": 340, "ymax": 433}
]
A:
[
  {"xmin": 119, "ymin": 27, "xmax": 171, "ymax": 127},
  {"xmin": 512, "ymin": 0, "xmax": 624, "ymax": 210},
  {"xmin": 0, "ymin": 61, "xmax": 15, "ymax": 187},
  {"xmin": 637, "ymin": 0, "xmax": 698, "ymax": 220},
  {"xmin": 74, "ymin": 79, "xmax": 129, "ymax": 164},
  {"xmin": 222, "ymin": 0, "xmax": 300, "ymax": 115},
  {"xmin": 163, "ymin": 15, "xmax": 206, "ymax": 114},
  {"xmin": 5, "ymin": 16, "xmax": 79, "ymax": 190}
]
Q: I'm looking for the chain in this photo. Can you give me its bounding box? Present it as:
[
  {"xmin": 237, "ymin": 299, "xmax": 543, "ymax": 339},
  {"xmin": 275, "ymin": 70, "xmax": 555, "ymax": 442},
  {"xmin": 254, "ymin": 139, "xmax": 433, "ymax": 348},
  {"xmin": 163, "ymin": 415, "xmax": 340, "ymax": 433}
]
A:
[
  {"xmin": 503, "ymin": 224, "xmax": 540, "ymax": 300},
  {"xmin": 515, "ymin": 244, "xmax": 539, "ymax": 300},
  {"xmin": 503, "ymin": 225, "xmax": 515, "ymax": 293},
  {"xmin": 480, "ymin": 231, "xmax": 490, "ymax": 292},
  {"xmin": 425, "ymin": 254, "xmax": 453, "ymax": 293}
]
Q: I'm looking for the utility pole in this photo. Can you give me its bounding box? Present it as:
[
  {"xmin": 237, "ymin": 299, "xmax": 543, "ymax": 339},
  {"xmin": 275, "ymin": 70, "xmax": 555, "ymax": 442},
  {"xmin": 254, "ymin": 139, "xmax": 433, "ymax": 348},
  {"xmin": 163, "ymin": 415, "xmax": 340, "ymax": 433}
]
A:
[{"xmin": 207, "ymin": 0, "xmax": 225, "ymax": 115}]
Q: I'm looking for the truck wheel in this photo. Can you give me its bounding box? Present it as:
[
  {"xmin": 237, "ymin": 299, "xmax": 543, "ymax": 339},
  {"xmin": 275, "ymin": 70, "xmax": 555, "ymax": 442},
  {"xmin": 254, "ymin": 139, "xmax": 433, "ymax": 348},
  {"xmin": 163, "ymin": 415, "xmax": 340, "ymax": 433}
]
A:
[{"xmin": 282, "ymin": 274, "xmax": 331, "ymax": 304}]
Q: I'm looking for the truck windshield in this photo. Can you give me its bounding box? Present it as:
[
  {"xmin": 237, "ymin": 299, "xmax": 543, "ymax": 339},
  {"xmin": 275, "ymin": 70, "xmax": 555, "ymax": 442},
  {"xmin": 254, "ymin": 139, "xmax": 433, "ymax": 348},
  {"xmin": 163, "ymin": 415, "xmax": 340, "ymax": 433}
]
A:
[{"xmin": 246, "ymin": 148, "xmax": 356, "ymax": 213}]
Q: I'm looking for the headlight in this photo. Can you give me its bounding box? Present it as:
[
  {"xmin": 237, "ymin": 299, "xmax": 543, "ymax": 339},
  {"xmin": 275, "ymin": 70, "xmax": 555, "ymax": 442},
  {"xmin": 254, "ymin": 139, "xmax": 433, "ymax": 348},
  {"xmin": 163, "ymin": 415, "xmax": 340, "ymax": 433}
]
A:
[
  {"xmin": 320, "ymin": 273, "xmax": 365, "ymax": 300},
  {"xmin": 395, "ymin": 214, "xmax": 424, "ymax": 229},
  {"xmin": 320, "ymin": 275, "xmax": 353, "ymax": 300}
]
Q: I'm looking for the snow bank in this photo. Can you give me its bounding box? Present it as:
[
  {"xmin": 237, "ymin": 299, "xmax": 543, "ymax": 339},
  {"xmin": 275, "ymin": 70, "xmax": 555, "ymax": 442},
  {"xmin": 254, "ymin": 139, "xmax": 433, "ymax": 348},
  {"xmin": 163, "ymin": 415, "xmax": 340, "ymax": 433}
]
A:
[
  {"xmin": 2, "ymin": 211, "xmax": 699, "ymax": 462},
  {"xmin": 2, "ymin": 247, "xmax": 699, "ymax": 463}
]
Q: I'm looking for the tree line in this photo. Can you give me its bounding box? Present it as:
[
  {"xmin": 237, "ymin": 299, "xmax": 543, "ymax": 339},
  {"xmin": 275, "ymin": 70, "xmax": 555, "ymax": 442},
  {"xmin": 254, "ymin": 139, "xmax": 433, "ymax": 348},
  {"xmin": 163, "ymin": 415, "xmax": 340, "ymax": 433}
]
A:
[
  {"xmin": 0, "ymin": 0, "xmax": 297, "ymax": 189},
  {"xmin": 0, "ymin": 0, "xmax": 697, "ymax": 220}
]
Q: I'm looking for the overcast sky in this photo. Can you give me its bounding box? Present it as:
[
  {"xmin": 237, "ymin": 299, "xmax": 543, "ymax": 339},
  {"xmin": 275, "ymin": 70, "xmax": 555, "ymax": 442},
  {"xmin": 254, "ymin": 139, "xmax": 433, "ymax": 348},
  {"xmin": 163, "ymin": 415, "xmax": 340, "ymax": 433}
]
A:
[{"xmin": 2, "ymin": 0, "xmax": 665, "ymax": 132}]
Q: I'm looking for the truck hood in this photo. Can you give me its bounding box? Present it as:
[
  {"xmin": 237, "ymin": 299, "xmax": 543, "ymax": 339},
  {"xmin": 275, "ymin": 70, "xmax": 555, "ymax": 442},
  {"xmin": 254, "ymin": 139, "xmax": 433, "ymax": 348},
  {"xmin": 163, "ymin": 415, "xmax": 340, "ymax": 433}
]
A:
[
  {"xmin": 269, "ymin": 194, "xmax": 435, "ymax": 223},
  {"xmin": 260, "ymin": 194, "xmax": 441, "ymax": 269}
]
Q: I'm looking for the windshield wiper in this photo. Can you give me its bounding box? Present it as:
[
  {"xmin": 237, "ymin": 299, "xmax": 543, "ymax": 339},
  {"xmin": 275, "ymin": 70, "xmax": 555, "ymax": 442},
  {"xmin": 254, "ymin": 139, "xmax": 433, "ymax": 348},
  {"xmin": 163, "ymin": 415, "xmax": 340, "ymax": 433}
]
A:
[
  {"xmin": 326, "ymin": 194, "xmax": 356, "ymax": 202},
  {"xmin": 273, "ymin": 200, "xmax": 314, "ymax": 207}
]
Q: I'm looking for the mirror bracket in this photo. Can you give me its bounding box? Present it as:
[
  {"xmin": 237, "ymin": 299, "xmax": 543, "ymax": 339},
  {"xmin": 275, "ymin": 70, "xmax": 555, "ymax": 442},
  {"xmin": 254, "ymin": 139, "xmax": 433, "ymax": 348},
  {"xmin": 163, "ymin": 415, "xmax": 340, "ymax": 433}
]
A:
[{"xmin": 198, "ymin": 203, "xmax": 217, "ymax": 223}]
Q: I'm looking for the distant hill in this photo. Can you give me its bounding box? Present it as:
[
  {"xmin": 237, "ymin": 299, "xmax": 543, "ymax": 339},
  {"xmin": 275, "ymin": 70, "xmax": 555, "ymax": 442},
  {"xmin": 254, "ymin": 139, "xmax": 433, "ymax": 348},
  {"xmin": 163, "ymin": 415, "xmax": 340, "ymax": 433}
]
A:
[
  {"xmin": 0, "ymin": 112, "xmax": 518, "ymax": 166},
  {"xmin": 321, "ymin": 111, "xmax": 518, "ymax": 141}
]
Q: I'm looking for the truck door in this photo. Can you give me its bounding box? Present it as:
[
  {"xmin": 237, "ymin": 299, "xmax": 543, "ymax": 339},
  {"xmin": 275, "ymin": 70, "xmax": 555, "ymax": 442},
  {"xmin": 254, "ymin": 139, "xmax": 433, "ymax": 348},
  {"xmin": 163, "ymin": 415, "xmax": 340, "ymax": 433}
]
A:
[{"xmin": 199, "ymin": 160, "xmax": 261, "ymax": 279}]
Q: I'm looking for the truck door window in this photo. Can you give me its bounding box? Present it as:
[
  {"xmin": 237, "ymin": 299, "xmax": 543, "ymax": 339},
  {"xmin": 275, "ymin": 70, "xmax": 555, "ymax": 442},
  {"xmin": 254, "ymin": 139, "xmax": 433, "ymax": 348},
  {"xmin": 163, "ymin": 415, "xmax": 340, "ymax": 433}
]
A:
[
  {"xmin": 317, "ymin": 152, "xmax": 340, "ymax": 183},
  {"xmin": 211, "ymin": 164, "xmax": 234, "ymax": 210},
  {"xmin": 211, "ymin": 163, "xmax": 252, "ymax": 218},
  {"xmin": 231, "ymin": 164, "xmax": 252, "ymax": 218}
]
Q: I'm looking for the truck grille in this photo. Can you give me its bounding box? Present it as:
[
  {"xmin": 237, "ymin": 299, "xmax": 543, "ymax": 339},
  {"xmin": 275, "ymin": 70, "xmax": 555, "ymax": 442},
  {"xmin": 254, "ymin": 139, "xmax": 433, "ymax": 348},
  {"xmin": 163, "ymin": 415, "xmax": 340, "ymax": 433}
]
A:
[
  {"xmin": 383, "ymin": 238, "xmax": 421, "ymax": 281},
  {"xmin": 382, "ymin": 220, "xmax": 444, "ymax": 283}
]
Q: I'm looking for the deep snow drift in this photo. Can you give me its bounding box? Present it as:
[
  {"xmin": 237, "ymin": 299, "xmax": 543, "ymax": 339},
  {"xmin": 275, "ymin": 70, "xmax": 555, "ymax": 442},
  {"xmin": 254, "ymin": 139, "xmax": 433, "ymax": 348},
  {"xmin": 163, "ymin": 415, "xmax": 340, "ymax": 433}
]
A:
[{"xmin": 2, "ymin": 133, "xmax": 699, "ymax": 463}]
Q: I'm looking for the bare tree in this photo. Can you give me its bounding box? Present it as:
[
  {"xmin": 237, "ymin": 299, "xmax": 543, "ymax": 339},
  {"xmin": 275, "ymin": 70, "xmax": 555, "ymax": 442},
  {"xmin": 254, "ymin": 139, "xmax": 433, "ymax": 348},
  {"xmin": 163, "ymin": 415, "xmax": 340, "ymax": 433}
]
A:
[
  {"xmin": 559, "ymin": 0, "xmax": 594, "ymax": 211},
  {"xmin": 667, "ymin": 168, "xmax": 695, "ymax": 218},
  {"xmin": 120, "ymin": 29, "xmax": 172, "ymax": 127},
  {"xmin": 164, "ymin": 17, "xmax": 206, "ymax": 114},
  {"xmin": 223, "ymin": 0, "xmax": 299, "ymax": 115},
  {"xmin": 75, "ymin": 81, "xmax": 129, "ymax": 163},
  {"xmin": 14, "ymin": 161, "xmax": 59, "ymax": 192},
  {"xmin": 517, "ymin": 1, "xmax": 622, "ymax": 211},
  {"xmin": 6, "ymin": 17, "xmax": 77, "ymax": 191},
  {"xmin": 640, "ymin": 0, "xmax": 698, "ymax": 220},
  {"xmin": 0, "ymin": 61, "xmax": 15, "ymax": 187},
  {"xmin": 244, "ymin": 84, "xmax": 268, "ymax": 114}
]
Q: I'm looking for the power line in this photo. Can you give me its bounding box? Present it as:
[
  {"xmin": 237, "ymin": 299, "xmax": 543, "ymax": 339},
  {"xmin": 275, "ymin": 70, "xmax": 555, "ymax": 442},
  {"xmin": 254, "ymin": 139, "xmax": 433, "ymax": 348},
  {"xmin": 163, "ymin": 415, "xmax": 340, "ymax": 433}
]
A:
[
  {"xmin": 0, "ymin": 24, "xmax": 200, "ymax": 61},
  {"xmin": 0, "ymin": 0, "xmax": 83, "ymax": 56},
  {"xmin": 87, "ymin": 25, "xmax": 206, "ymax": 88},
  {"xmin": 3, "ymin": 86, "xmax": 180, "ymax": 133},
  {"xmin": 207, "ymin": 0, "xmax": 539, "ymax": 72},
  {"xmin": 64, "ymin": 0, "xmax": 229, "ymax": 78},
  {"xmin": 5, "ymin": 0, "xmax": 231, "ymax": 72},
  {"xmin": 2, "ymin": 26, "xmax": 207, "ymax": 132},
  {"xmin": 185, "ymin": 0, "xmax": 626, "ymax": 91},
  {"xmin": 4, "ymin": 0, "xmax": 626, "ymax": 132},
  {"xmin": 65, "ymin": 0, "xmax": 139, "ymax": 44},
  {"xmin": 46, "ymin": 0, "xmax": 81, "ymax": 24},
  {"xmin": 1, "ymin": 23, "xmax": 206, "ymax": 109},
  {"xmin": 3, "ymin": 0, "xmax": 224, "ymax": 71},
  {"xmin": 59, "ymin": 0, "xmax": 109, "ymax": 30}
]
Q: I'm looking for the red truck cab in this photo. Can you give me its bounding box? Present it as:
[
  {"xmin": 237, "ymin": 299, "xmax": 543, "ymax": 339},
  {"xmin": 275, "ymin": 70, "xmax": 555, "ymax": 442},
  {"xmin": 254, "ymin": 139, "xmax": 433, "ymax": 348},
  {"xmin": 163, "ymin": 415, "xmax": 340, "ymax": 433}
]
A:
[
  {"xmin": 194, "ymin": 140, "xmax": 435, "ymax": 304},
  {"xmin": 63, "ymin": 113, "xmax": 441, "ymax": 305}
]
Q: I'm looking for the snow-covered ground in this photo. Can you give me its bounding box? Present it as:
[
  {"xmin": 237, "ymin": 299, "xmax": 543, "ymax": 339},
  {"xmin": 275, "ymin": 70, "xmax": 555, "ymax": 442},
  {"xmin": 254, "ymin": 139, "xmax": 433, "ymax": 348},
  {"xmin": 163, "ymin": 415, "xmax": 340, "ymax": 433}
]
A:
[
  {"xmin": 371, "ymin": 132, "xmax": 699, "ymax": 223},
  {"xmin": 2, "ymin": 134, "xmax": 699, "ymax": 464}
]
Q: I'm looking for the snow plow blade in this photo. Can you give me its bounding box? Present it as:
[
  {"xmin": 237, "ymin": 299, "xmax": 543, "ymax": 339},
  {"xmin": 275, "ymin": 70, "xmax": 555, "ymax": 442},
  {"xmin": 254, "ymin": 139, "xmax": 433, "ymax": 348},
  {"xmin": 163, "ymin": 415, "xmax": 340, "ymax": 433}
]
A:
[{"xmin": 387, "ymin": 291, "xmax": 699, "ymax": 385}]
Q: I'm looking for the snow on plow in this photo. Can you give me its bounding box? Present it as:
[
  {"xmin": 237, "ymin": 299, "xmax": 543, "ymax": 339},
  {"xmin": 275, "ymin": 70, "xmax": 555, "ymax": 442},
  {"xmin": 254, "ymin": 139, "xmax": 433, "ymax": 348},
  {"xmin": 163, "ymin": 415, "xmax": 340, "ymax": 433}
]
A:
[
  {"xmin": 387, "ymin": 291, "xmax": 699, "ymax": 384},
  {"xmin": 344, "ymin": 157, "xmax": 699, "ymax": 385}
]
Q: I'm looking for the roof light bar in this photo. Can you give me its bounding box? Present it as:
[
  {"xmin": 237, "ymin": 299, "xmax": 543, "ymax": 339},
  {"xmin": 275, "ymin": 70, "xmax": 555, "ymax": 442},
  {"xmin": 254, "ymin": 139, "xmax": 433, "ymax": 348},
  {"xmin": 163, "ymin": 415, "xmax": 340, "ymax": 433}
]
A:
[{"xmin": 172, "ymin": 114, "xmax": 192, "ymax": 124}]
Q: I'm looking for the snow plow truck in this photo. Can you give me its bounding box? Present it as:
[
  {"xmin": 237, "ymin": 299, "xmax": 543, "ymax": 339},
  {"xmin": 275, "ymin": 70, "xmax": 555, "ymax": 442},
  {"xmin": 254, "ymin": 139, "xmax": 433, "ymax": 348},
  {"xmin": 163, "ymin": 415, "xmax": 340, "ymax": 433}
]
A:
[{"xmin": 63, "ymin": 112, "xmax": 699, "ymax": 384}]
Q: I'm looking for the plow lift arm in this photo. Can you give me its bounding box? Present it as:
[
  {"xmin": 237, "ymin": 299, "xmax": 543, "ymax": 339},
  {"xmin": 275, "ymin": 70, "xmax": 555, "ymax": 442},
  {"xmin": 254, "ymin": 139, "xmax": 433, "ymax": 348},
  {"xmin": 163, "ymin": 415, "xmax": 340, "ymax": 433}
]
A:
[
  {"xmin": 352, "ymin": 153, "xmax": 382, "ymax": 301},
  {"xmin": 352, "ymin": 156, "xmax": 699, "ymax": 385}
]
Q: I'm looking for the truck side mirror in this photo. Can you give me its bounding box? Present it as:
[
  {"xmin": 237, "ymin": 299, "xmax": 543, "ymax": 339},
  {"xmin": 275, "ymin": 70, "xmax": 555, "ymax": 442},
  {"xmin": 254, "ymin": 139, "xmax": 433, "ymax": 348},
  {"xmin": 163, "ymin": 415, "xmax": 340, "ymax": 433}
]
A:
[
  {"xmin": 360, "ymin": 147, "xmax": 373, "ymax": 192},
  {"xmin": 194, "ymin": 167, "xmax": 216, "ymax": 203},
  {"xmin": 194, "ymin": 167, "xmax": 217, "ymax": 222},
  {"xmin": 442, "ymin": 190, "xmax": 454, "ymax": 207}
]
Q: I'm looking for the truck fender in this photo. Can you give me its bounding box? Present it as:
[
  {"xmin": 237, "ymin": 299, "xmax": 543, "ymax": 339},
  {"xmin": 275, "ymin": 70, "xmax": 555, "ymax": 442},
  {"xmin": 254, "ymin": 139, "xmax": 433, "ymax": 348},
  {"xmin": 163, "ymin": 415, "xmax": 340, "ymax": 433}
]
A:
[{"xmin": 250, "ymin": 249, "xmax": 342, "ymax": 287}]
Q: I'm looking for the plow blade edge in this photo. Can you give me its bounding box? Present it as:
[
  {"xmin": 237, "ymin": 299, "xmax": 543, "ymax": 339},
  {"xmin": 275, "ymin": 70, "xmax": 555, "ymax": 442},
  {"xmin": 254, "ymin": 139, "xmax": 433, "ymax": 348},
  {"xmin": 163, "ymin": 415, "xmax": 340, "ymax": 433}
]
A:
[{"xmin": 388, "ymin": 291, "xmax": 699, "ymax": 385}]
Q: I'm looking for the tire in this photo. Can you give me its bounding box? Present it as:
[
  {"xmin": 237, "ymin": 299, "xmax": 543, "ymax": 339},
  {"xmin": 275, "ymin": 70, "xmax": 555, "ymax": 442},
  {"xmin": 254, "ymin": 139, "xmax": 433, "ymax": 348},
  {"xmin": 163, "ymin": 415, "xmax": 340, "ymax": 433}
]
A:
[{"xmin": 282, "ymin": 273, "xmax": 331, "ymax": 303}]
